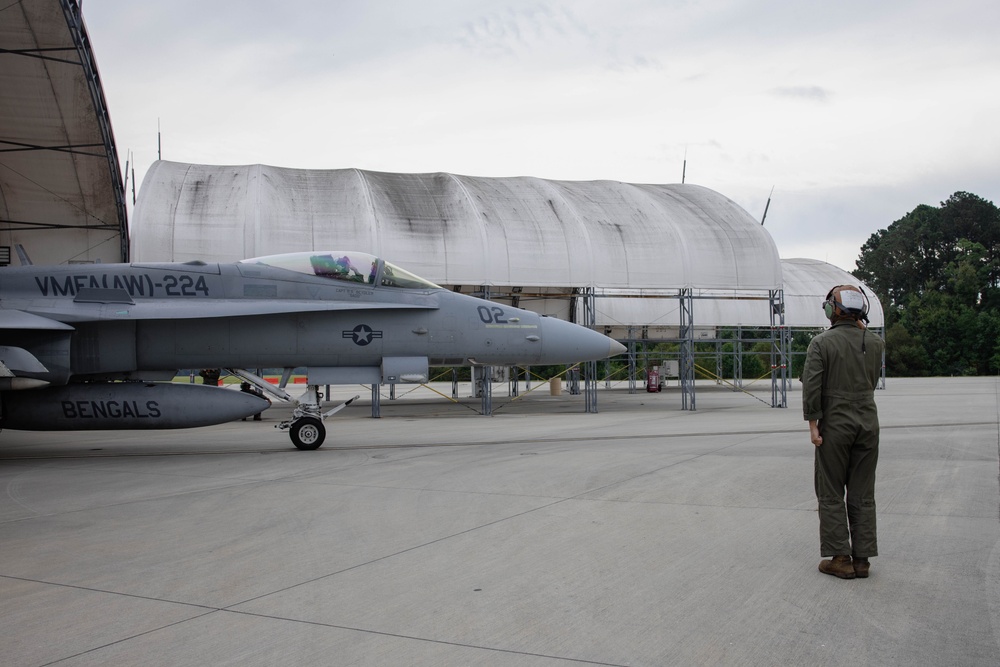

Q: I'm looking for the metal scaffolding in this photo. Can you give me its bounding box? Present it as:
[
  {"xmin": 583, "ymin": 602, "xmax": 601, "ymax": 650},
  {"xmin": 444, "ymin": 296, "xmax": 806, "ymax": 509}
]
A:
[
  {"xmin": 679, "ymin": 288, "xmax": 696, "ymax": 411},
  {"xmin": 769, "ymin": 289, "xmax": 790, "ymax": 408},
  {"xmin": 582, "ymin": 287, "xmax": 598, "ymax": 413}
]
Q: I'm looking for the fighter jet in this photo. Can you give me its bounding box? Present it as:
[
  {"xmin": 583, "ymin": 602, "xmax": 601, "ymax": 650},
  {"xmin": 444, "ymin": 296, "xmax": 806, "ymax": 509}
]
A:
[{"xmin": 0, "ymin": 250, "xmax": 625, "ymax": 448}]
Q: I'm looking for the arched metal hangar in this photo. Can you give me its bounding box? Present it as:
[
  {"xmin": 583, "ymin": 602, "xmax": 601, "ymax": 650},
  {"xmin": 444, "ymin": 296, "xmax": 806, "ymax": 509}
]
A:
[
  {"xmin": 0, "ymin": 0, "xmax": 128, "ymax": 266},
  {"xmin": 132, "ymin": 161, "xmax": 883, "ymax": 409}
]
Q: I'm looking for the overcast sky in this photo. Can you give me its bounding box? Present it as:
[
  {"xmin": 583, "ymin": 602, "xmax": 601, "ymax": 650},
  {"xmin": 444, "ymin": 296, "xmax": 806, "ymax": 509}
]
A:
[{"xmin": 82, "ymin": 0, "xmax": 1000, "ymax": 272}]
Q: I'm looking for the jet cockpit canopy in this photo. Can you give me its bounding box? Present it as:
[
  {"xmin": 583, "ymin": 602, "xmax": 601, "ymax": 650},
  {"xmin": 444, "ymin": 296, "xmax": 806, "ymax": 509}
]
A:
[{"xmin": 240, "ymin": 251, "xmax": 441, "ymax": 290}]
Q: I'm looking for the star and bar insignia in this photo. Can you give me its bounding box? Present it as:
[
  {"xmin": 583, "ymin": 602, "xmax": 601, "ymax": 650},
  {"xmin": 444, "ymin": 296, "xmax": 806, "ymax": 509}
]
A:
[{"xmin": 343, "ymin": 324, "xmax": 383, "ymax": 346}]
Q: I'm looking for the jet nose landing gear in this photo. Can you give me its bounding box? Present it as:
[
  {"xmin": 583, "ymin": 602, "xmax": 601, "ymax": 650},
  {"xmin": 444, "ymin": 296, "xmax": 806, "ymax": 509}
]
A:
[
  {"xmin": 277, "ymin": 385, "xmax": 360, "ymax": 450},
  {"xmin": 289, "ymin": 416, "xmax": 325, "ymax": 450}
]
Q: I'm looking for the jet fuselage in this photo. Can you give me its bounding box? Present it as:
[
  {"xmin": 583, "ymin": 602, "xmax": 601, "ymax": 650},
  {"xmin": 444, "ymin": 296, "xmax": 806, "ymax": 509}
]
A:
[{"xmin": 0, "ymin": 255, "xmax": 619, "ymax": 385}]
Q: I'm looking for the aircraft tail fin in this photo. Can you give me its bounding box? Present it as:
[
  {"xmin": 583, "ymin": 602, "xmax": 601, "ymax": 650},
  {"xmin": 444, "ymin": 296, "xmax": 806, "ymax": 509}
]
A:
[{"xmin": 15, "ymin": 244, "xmax": 32, "ymax": 266}]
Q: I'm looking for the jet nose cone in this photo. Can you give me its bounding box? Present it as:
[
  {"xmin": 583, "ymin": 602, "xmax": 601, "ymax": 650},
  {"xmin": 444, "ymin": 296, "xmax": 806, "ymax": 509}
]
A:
[{"xmin": 539, "ymin": 317, "xmax": 626, "ymax": 364}]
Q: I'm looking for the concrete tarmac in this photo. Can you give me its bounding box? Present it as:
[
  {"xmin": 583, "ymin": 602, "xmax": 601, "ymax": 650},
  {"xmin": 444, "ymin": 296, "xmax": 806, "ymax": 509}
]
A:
[{"xmin": 2, "ymin": 377, "xmax": 998, "ymax": 666}]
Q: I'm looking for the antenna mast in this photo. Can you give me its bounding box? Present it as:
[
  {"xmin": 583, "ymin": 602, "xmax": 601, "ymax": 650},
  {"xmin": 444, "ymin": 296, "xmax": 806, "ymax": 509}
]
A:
[{"xmin": 761, "ymin": 186, "xmax": 774, "ymax": 226}]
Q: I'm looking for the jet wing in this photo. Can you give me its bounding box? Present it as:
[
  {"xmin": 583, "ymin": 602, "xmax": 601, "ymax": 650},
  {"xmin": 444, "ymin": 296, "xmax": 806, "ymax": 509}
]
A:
[
  {"xmin": 0, "ymin": 311, "xmax": 63, "ymax": 389},
  {"xmin": 4, "ymin": 299, "xmax": 436, "ymax": 323}
]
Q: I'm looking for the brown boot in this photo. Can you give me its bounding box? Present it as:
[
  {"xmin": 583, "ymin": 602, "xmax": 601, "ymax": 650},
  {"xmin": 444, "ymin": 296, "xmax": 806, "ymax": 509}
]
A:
[
  {"xmin": 818, "ymin": 555, "xmax": 856, "ymax": 579},
  {"xmin": 852, "ymin": 557, "xmax": 870, "ymax": 578}
]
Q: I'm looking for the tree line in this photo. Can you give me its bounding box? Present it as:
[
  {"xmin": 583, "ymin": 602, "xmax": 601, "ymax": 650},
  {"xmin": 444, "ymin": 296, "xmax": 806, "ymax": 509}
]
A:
[{"xmin": 853, "ymin": 191, "xmax": 1000, "ymax": 376}]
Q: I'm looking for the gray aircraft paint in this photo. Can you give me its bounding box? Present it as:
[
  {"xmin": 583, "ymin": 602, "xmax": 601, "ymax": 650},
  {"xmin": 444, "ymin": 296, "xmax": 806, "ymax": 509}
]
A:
[{"xmin": 0, "ymin": 251, "xmax": 623, "ymax": 438}]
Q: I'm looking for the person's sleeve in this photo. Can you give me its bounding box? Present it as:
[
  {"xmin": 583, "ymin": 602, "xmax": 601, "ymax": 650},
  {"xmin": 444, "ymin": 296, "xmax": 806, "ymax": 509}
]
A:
[
  {"xmin": 867, "ymin": 335, "xmax": 885, "ymax": 386},
  {"xmin": 801, "ymin": 339, "xmax": 824, "ymax": 421}
]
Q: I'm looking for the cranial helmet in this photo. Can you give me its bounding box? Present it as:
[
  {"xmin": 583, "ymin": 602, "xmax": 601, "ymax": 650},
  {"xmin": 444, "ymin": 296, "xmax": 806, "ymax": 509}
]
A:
[{"xmin": 823, "ymin": 284, "xmax": 869, "ymax": 322}]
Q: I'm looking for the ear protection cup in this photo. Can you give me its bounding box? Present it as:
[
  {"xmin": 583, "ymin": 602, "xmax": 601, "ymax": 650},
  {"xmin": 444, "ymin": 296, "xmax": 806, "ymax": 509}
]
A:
[{"xmin": 822, "ymin": 286, "xmax": 839, "ymax": 319}]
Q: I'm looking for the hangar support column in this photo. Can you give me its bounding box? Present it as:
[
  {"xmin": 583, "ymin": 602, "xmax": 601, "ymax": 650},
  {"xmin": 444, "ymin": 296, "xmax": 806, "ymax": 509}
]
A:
[
  {"xmin": 478, "ymin": 284, "xmax": 494, "ymax": 415},
  {"xmin": 627, "ymin": 330, "xmax": 637, "ymax": 394},
  {"xmin": 734, "ymin": 325, "xmax": 744, "ymax": 390},
  {"xmin": 769, "ymin": 289, "xmax": 789, "ymax": 408},
  {"xmin": 582, "ymin": 287, "xmax": 598, "ymax": 413},
  {"xmin": 679, "ymin": 288, "xmax": 696, "ymax": 411}
]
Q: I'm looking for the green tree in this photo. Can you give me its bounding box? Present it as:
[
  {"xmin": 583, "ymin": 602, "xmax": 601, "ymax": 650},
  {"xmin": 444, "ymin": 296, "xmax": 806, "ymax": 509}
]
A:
[
  {"xmin": 855, "ymin": 203, "xmax": 942, "ymax": 317},
  {"xmin": 855, "ymin": 192, "xmax": 1000, "ymax": 376},
  {"xmin": 790, "ymin": 329, "xmax": 821, "ymax": 378},
  {"xmin": 883, "ymin": 323, "xmax": 928, "ymax": 376}
]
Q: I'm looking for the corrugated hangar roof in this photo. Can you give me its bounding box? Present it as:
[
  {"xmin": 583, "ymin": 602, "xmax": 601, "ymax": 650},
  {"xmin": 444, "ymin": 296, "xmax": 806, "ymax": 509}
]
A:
[
  {"xmin": 781, "ymin": 257, "xmax": 884, "ymax": 327},
  {"xmin": 0, "ymin": 0, "xmax": 128, "ymax": 265},
  {"xmin": 133, "ymin": 161, "xmax": 783, "ymax": 291},
  {"xmin": 132, "ymin": 161, "xmax": 883, "ymax": 329}
]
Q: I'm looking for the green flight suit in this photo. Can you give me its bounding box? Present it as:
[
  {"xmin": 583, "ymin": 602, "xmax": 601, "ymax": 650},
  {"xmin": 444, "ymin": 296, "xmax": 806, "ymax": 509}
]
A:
[{"xmin": 802, "ymin": 320, "xmax": 884, "ymax": 558}]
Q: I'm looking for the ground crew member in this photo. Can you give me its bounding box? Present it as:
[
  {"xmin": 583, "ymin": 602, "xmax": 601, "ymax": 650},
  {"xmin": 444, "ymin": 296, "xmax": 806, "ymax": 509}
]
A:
[{"xmin": 801, "ymin": 284, "xmax": 884, "ymax": 579}]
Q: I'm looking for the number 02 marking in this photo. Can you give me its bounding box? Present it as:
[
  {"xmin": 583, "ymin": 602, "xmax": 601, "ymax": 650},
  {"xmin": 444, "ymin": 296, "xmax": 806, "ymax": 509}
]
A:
[{"xmin": 477, "ymin": 305, "xmax": 508, "ymax": 324}]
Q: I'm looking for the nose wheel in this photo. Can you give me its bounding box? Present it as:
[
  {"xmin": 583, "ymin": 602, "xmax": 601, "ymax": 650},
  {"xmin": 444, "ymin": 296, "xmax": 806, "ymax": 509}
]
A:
[
  {"xmin": 289, "ymin": 417, "xmax": 325, "ymax": 450},
  {"xmin": 277, "ymin": 386, "xmax": 359, "ymax": 450}
]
